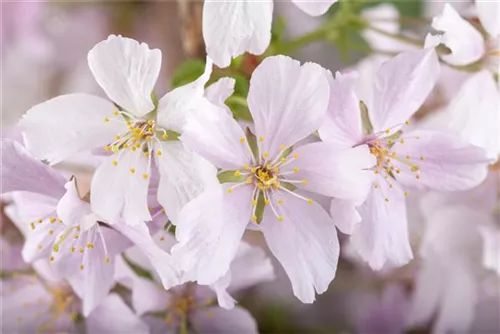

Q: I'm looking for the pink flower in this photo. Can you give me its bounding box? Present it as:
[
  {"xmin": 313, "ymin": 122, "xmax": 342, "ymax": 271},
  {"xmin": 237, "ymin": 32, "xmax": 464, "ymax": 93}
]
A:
[
  {"xmin": 203, "ymin": 0, "xmax": 338, "ymax": 67},
  {"xmin": 19, "ymin": 35, "xmax": 218, "ymax": 226},
  {"xmin": 1, "ymin": 260, "xmax": 147, "ymax": 333},
  {"xmin": 172, "ymin": 55, "xmax": 376, "ymax": 303},
  {"xmin": 319, "ymin": 48, "xmax": 489, "ymax": 270},
  {"xmin": 1, "ymin": 139, "xmax": 179, "ymax": 315}
]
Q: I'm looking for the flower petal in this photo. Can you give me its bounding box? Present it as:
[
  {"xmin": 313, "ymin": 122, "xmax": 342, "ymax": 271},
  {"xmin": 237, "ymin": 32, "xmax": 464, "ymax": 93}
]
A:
[
  {"xmin": 292, "ymin": 0, "xmax": 337, "ymax": 16},
  {"xmin": 181, "ymin": 101, "xmax": 252, "ymax": 170},
  {"xmin": 329, "ymin": 199, "xmax": 362, "ymax": 235},
  {"xmin": 203, "ymin": 1, "xmax": 273, "ymax": 68},
  {"xmin": 247, "ymin": 55, "xmax": 330, "ymax": 158},
  {"xmin": 56, "ymin": 179, "xmax": 93, "ymax": 228},
  {"xmin": 190, "ymin": 306, "xmax": 258, "ymax": 334},
  {"xmin": 131, "ymin": 276, "xmax": 169, "ymax": 316},
  {"xmin": 0, "ymin": 139, "xmax": 66, "ymax": 197},
  {"xmin": 371, "ymin": 48, "xmax": 440, "ymax": 132},
  {"xmin": 425, "ymin": 4, "xmax": 485, "ymax": 66},
  {"xmin": 206, "ymin": 77, "xmax": 236, "ymax": 110},
  {"xmin": 260, "ymin": 191, "xmax": 339, "ymax": 303},
  {"xmin": 19, "ymin": 93, "xmax": 123, "ymax": 164},
  {"xmin": 479, "ymin": 225, "xmax": 500, "ymax": 275},
  {"xmin": 156, "ymin": 58, "xmax": 213, "ymax": 132},
  {"xmin": 351, "ymin": 179, "xmax": 413, "ymax": 270},
  {"xmin": 91, "ymin": 150, "xmax": 151, "ymax": 225},
  {"xmin": 86, "ymin": 293, "xmax": 149, "ymax": 334},
  {"xmin": 172, "ymin": 185, "xmax": 253, "ymax": 285},
  {"xmin": 476, "ymin": 0, "xmax": 500, "ymax": 37},
  {"xmin": 88, "ymin": 35, "xmax": 161, "ymax": 116},
  {"xmin": 283, "ymin": 143, "xmax": 375, "ymax": 202},
  {"xmin": 318, "ymin": 71, "xmax": 364, "ymax": 148},
  {"xmin": 155, "ymin": 141, "xmax": 218, "ymax": 224},
  {"xmin": 444, "ymin": 70, "xmax": 500, "ymax": 161},
  {"xmin": 391, "ymin": 130, "xmax": 489, "ymax": 191}
]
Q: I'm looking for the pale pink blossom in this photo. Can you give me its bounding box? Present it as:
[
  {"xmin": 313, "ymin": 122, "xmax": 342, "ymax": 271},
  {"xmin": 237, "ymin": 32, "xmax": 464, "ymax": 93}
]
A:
[
  {"xmin": 319, "ymin": 48, "xmax": 489, "ymax": 270},
  {"xmin": 172, "ymin": 55, "xmax": 376, "ymax": 303},
  {"xmin": 203, "ymin": 0, "xmax": 338, "ymax": 67},
  {"xmin": 19, "ymin": 35, "xmax": 218, "ymax": 226}
]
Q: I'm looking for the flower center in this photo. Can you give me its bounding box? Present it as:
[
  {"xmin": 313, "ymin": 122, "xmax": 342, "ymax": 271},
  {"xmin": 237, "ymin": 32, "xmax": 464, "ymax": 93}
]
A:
[{"xmin": 255, "ymin": 166, "xmax": 280, "ymax": 190}]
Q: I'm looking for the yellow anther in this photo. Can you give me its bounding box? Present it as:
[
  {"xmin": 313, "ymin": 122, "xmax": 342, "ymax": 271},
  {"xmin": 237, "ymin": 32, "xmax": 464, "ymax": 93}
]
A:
[
  {"xmin": 293, "ymin": 153, "xmax": 299, "ymax": 159},
  {"xmin": 251, "ymin": 200, "xmax": 257, "ymax": 206},
  {"xmin": 278, "ymin": 216, "xmax": 284, "ymax": 222},
  {"xmin": 157, "ymin": 150, "xmax": 162, "ymax": 156},
  {"xmin": 239, "ymin": 137, "xmax": 245, "ymax": 144},
  {"xmin": 388, "ymin": 139, "xmax": 393, "ymax": 145},
  {"xmin": 411, "ymin": 166, "xmax": 419, "ymax": 172},
  {"xmin": 86, "ymin": 243, "xmax": 94, "ymax": 249},
  {"xmin": 144, "ymin": 152, "xmax": 150, "ymax": 157},
  {"xmin": 49, "ymin": 256, "xmax": 54, "ymax": 262},
  {"xmin": 104, "ymin": 145, "xmax": 111, "ymax": 152},
  {"xmin": 385, "ymin": 129, "xmax": 391, "ymax": 134},
  {"xmin": 264, "ymin": 199, "xmax": 270, "ymax": 205},
  {"xmin": 104, "ymin": 257, "xmax": 111, "ymax": 264},
  {"xmin": 301, "ymin": 180, "xmax": 308, "ymax": 185},
  {"xmin": 131, "ymin": 146, "xmax": 137, "ymax": 152},
  {"xmin": 259, "ymin": 136, "xmax": 264, "ymax": 142},
  {"xmin": 251, "ymin": 215, "xmax": 257, "ymax": 222},
  {"xmin": 147, "ymin": 119, "xmax": 154, "ymax": 126},
  {"xmin": 307, "ymin": 199, "xmax": 313, "ymax": 205},
  {"xmin": 103, "ymin": 117, "xmax": 110, "ymax": 122},
  {"xmin": 278, "ymin": 199, "xmax": 284, "ymax": 205},
  {"xmin": 385, "ymin": 198, "xmax": 390, "ymax": 202},
  {"xmin": 114, "ymin": 135, "xmax": 120, "ymax": 140},
  {"xmin": 374, "ymin": 184, "xmax": 379, "ymax": 189},
  {"xmin": 113, "ymin": 110, "xmax": 119, "ymax": 116},
  {"xmin": 130, "ymin": 168, "xmax": 136, "ymax": 174},
  {"xmin": 48, "ymin": 229, "xmax": 54, "ymax": 235},
  {"xmin": 142, "ymin": 173, "xmax": 149, "ymax": 180},
  {"xmin": 280, "ymin": 145, "xmax": 286, "ymax": 151},
  {"xmin": 266, "ymin": 164, "xmax": 271, "ymax": 170},
  {"xmin": 162, "ymin": 133, "xmax": 168, "ymax": 140},
  {"xmin": 135, "ymin": 142, "xmax": 141, "ymax": 148},
  {"xmin": 251, "ymin": 167, "xmax": 257, "ymax": 173},
  {"xmin": 420, "ymin": 156, "xmax": 425, "ymax": 161},
  {"xmin": 112, "ymin": 160, "xmax": 118, "ymax": 166},
  {"xmin": 126, "ymin": 120, "xmax": 132, "ymax": 126},
  {"xmin": 400, "ymin": 139, "xmax": 405, "ymax": 144},
  {"xmin": 75, "ymin": 225, "xmax": 81, "ymax": 232},
  {"xmin": 123, "ymin": 143, "xmax": 129, "ymax": 149},
  {"xmin": 243, "ymin": 164, "xmax": 249, "ymax": 170},
  {"xmin": 74, "ymin": 234, "xmax": 79, "ymax": 239},
  {"xmin": 405, "ymin": 120, "xmax": 410, "ymax": 125},
  {"xmin": 404, "ymin": 191, "xmax": 409, "ymax": 196},
  {"xmin": 79, "ymin": 264, "xmax": 84, "ymax": 270},
  {"xmin": 70, "ymin": 247, "xmax": 75, "ymax": 253},
  {"xmin": 50, "ymin": 217, "xmax": 56, "ymax": 223},
  {"xmin": 416, "ymin": 174, "xmax": 421, "ymax": 179},
  {"xmin": 227, "ymin": 188, "xmax": 233, "ymax": 194},
  {"xmin": 374, "ymin": 170, "xmax": 379, "ymax": 174},
  {"xmin": 391, "ymin": 152, "xmax": 397, "ymax": 157},
  {"xmin": 273, "ymin": 167, "xmax": 279, "ymax": 173},
  {"xmin": 280, "ymin": 157, "xmax": 286, "ymax": 163},
  {"xmin": 30, "ymin": 222, "xmax": 36, "ymax": 230},
  {"xmin": 246, "ymin": 177, "xmax": 253, "ymax": 184},
  {"xmin": 293, "ymin": 167, "xmax": 299, "ymax": 173},
  {"xmin": 263, "ymin": 152, "xmax": 269, "ymax": 159},
  {"xmin": 234, "ymin": 170, "xmax": 241, "ymax": 176},
  {"xmin": 389, "ymin": 184, "xmax": 393, "ymax": 189},
  {"xmin": 111, "ymin": 145, "xmax": 119, "ymax": 153},
  {"xmin": 406, "ymin": 155, "xmax": 411, "ymax": 160}
]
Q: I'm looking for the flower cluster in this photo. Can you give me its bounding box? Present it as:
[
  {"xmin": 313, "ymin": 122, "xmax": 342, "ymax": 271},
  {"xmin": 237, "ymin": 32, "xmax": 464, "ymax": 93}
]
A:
[{"xmin": 1, "ymin": 1, "xmax": 499, "ymax": 333}]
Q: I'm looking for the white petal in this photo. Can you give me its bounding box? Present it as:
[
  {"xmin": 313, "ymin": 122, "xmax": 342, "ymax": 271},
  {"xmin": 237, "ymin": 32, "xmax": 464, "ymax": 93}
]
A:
[
  {"xmin": 477, "ymin": 0, "xmax": 500, "ymax": 37},
  {"xmin": 88, "ymin": 35, "xmax": 161, "ymax": 116},
  {"xmin": 56, "ymin": 179, "xmax": 93, "ymax": 228},
  {"xmin": 362, "ymin": 4, "xmax": 408, "ymax": 52},
  {"xmin": 329, "ymin": 199, "xmax": 362, "ymax": 235},
  {"xmin": 248, "ymin": 55, "xmax": 330, "ymax": 158},
  {"xmin": 292, "ymin": 0, "xmax": 337, "ymax": 16},
  {"xmin": 19, "ymin": 93, "xmax": 125, "ymax": 164},
  {"xmin": 91, "ymin": 150, "xmax": 151, "ymax": 225},
  {"xmin": 425, "ymin": 4, "xmax": 485, "ymax": 66},
  {"xmin": 445, "ymin": 70, "xmax": 500, "ymax": 161},
  {"xmin": 203, "ymin": 0, "xmax": 273, "ymax": 68},
  {"xmin": 260, "ymin": 191, "xmax": 339, "ymax": 303},
  {"xmin": 479, "ymin": 225, "xmax": 500, "ymax": 275},
  {"xmin": 371, "ymin": 48, "xmax": 440, "ymax": 132},
  {"xmin": 205, "ymin": 77, "xmax": 236, "ymax": 110},
  {"xmin": 156, "ymin": 57, "xmax": 214, "ymax": 132},
  {"xmin": 155, "ymin": 141, "xmax": 218, "ymax": 225}
]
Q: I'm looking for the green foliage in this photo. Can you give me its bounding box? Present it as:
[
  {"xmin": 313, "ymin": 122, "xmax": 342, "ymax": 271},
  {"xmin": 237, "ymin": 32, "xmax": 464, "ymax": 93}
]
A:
[{"xmin": 170, "ymin": 59, "xmax": 205, "ymax": 88}]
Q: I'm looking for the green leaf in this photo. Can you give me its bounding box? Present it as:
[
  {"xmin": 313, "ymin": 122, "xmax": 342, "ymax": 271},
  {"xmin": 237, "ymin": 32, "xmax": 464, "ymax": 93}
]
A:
[
  {"xmin": 171, "ymin": 59, "xmax": 205, "ymax": 88},
  {"xmin": 232, "ymin": 73, "xmax": 250, "ymax": 97},
  {"xmin": 226, "ymin": 96, "xmax": 253, "ymax": 121}
]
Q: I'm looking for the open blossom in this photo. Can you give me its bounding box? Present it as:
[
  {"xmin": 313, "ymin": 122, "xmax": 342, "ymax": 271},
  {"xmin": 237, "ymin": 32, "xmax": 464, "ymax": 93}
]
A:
[
  {"xmin": 319, "ymin": 48, "xmax": 489, "ymax": 270},
  {"xmin": 1, "ymin": 260, "xmax": 147, "ymax": 333},
  {"xmin": 118, "ymin": 240, "xmax": 273, "ymax": 334},
  {"xmin": 172, "ymin": 55, "xmax": 376, "ymax": 303},
  {"xmin": 19, "ymin": 35, "xmax": 217, "ymax": 226},
  {"xmin": 424, "ymin": 3, "xmax": 500, "ymax": 161},
  {"xmin": 1, "ymin": 139, "xmax": 179, "ymax": 315},
  {"xmin": 203, "ymin": 0, "xmax": 338, "ymax": 67}
]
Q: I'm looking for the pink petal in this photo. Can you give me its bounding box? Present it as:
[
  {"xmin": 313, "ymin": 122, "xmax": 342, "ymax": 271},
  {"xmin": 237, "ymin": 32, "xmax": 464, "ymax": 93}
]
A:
[
  {"xmin": 391, "ymin": 130, "xmax": 488, "ymax": 191},
  {"xmin": 318, "ymin": 71, "xmax": 364, "ymax": 148},
  {"xmin": 86, "ymin": 293, "xmax": 149, "ymax": 334},
  {"xmin": 371, "ymin": 48, "xmax": 440, "ymax": 132},
  {"xmin": 351, "ymin": 179, "xmax": 413, "ymax": 270},
  {"xmin": 247, "ymin": 55, "xmax": 330, "ymax": 158},
  {"xmin": 19, "ymin": 93, "xmax": 125, "ymax": 164},
  {"xmin": 190, "ymin": 306, "xmax": 258, "ymax": 334},
  {"xmin": 329, "ymin": 199, "xmax": 362, "ymax": 235},
  {"xmin": 205, "ymin": 77, "xmax": 236, "ymax": 111},
  {"xmin": 292, "ymin": 0, "xmax": 337, "ymax": 16},
  {"xmin": 172, "ymin": 185, "xmax": 253, "ymax": 285},
  {"xmin": 181, "ymin": 102, "xmax": 253, "ymax": 170},
  {"xmin": 56, "ymin": 179, "xmax": 92, "ymax": 228},
  {"xmin": 283, "ymin": 143, "xmax": 375, "ymax": 202},
  {"xmin": 476, "ymin": 1, "xmax": 500, "ymax": 37},
  {"xmin": 260, "ymin": 190, "xmax": 339, "ymax": 303},
  {"xmin": 1, "ymin": 139, "xmax": 66, "ymax": 197}
]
